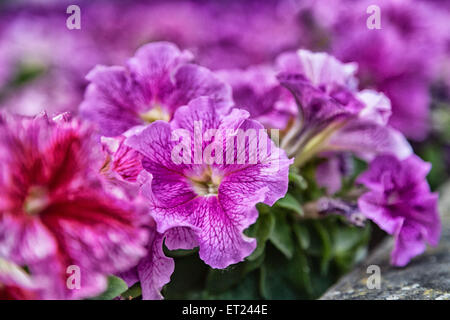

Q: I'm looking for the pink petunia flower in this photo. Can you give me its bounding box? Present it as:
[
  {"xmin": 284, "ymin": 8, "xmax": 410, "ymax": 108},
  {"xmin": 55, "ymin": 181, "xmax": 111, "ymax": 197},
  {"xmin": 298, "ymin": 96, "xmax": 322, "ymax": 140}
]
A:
[
  {"xmin": 357, "ymin": 155, "xmax": 441, "ymax": 266},
  {"xmin": 125, "ymin": 97, "xmax": 292, "ymax": 269},
  {"xmin": 80, "ymin": 42, "xmax": 232, "ymax": 137},
  {"xmin": 277, "ymin": 49, "xmax": 411, "ymax": 168},
  {"xmin": 0, "ymin": 112, "xmax": 148, "ymax": 299},
  {"xmin": 216, "ymin": 65, "xmax": 297, "ymax": 130}
]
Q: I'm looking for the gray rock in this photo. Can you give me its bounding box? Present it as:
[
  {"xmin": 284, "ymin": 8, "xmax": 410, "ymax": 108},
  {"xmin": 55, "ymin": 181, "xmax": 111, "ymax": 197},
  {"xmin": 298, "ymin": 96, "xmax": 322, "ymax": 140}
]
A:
[{"xmin": 320, "ymin": 181, "xmax": 450, "ymax": 300}]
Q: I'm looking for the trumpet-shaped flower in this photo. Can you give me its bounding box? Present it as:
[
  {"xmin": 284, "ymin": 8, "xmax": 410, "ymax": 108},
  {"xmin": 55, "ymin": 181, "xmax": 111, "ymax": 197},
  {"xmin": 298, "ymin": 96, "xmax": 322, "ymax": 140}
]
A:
[
  {"xmin": 277, "ymin": 49, "xmax": 411, "ymax": 165},
  {"xmin": 216, "ymin": 65, "xmax": 296, "ymax": 130},
  {"xmin": 126, "ymin": 97, "xmax": 292, "ymax": 269},
  {"xmin": 0, "ymin": 113, "xmax": 148, "ymax": 299},
  {"xmin": 357, "ymin": 155, "xmax": 441, "ymax": 266},
  {"xmin": 80, "ymin": 42, "xmax": 232, "ymax": 137}
]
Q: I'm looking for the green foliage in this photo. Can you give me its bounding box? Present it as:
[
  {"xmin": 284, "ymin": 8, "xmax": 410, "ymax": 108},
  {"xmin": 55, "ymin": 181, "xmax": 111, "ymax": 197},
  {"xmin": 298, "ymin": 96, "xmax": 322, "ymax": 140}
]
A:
[
  {"xmin": 89, "ymin": 276, "xmax": 128, "ymax": 300},
  {"xmin": 245, "ymin": 205, "xmax": 274, "ymax": 261},
  {"xmin": 419, "ymin": 142, "xmax": 448, "ymax": 190},
  {"xmin": 0, "ymin": 62, "xmax": 46, "ymax": 102},
  {"xmin": 120, "ymin": 166, "xmax": 371, "ymax": 300},
  {"xmin": 9, "ymin": 63, "xmax": 46, "ymax": 87},
  {"xmin": 121, "ymin": 282, "xmax": 142, "ymax": 300}
]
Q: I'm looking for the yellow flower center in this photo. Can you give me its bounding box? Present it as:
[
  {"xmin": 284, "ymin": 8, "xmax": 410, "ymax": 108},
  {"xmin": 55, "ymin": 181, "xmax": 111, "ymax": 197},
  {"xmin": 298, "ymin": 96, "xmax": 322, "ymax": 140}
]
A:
[
  {"xmin": 23, "ymin": 186, "xmax": 49, "ymax": 216},
  {"xmin": 139, "ymin": 105, "xmax": 171, "ymax": 123},
  {"xmin": 189, "ymin": 167, "xmax": 222, "ymax": 196}
]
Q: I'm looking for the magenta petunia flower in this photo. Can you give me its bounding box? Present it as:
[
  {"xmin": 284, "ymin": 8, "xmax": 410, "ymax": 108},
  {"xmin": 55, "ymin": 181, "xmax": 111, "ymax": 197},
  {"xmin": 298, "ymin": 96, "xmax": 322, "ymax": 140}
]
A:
[
  {"xmin": 357, "ymin": 155, "xmax": 441, "ymax": 267},
  {"xmin": 0, "ymin": 113, "xmax": 149, "ymax": 299},
  {"xmin": 80, "ymin": 42, "xmax": 232, "ymax": 137},
  {"xmin": 277, "ymin": 50, "xmax": 411, "ymax": 165},
  {"xmin": 277, "ymin": 49, "xmax": 364, "ymax": 154},
  {"xmin": 99, "ymin": 153, "xmax": 175, "ymax": 300},
  {"xmin": 326, "ymin": 89, "xmax": 412, "ymax": 162},
  {"xmin": 101, "ymin": 134, "xmax": 144, "ymax": 184},
  {"xmin": 117, "ymin": 217, "xmax": 175, "ymax": 300},
  {"xmin": 216, "ymin": 65, "xmax": 297, "ymax": 130},
  {"xmin": 125, "ymin": 97, "xmax": 292, "ymax": 269},
  {"xmin": 315, "ymin": 152, "xmax": 354, "ymax": 195}
]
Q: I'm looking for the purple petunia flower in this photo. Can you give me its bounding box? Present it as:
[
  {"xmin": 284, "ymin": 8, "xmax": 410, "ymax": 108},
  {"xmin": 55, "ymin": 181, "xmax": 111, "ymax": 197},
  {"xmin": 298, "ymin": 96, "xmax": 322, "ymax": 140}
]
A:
[
  {"xmin": 216, "ymin": 65, "xmax": 297, "ymax": 130},
  {"xmin": 315, "ymin": 152, "xmax": 354, "ymax": 195},
  {"xmin": 125, "ymin": 97, "xmax": 292, "ymax": 269},
  {"xmin": 80, "ymin": 42, "xmax": 232, "ymax": 137},
  {"xmin": 99, "ymin": 149, "xmax": 175, "ymax": 300},
  {"xmin": 277, "ymin": 49, "xmax": 411, "ymax": 166},
  {"xmin": 357, "ymin": 155, "xmax": 441, "ymax": 266},
  {"xmin": 117, "ymin": 216, "xmax": 175, "ymax": 300},
  {"xmin": 0, "ymin": 112, "xmax": 149, "ymax": 299}
]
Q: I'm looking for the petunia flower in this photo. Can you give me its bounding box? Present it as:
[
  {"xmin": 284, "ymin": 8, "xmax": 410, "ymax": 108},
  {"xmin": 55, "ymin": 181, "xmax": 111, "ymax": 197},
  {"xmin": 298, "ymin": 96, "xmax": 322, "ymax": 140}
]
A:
[
  {"xmin": 125, "ymin": 97, "xmax": 292, "ymax": 269},
  {"xmin": 99, "ymin": 151, "xmax": 175, "ymax": 300},
  {"xmin": 216, "ymin": 65, "xmax": 297, "ymax": 130},
  {"xmin": 0, "ymin": 112, "xmax": 149, "ymax": 299},
  {"xmin": 315, "ymin": 152, "xmax": 354, "ymax": 195},
  {"xmin": 276, "ymin": 49, "xmax": 411, "ymax": 166},
  {"xmin": 357, "ymin": 155, "xmax": 441, "ymax": 266},
  {"xmin": 80, "ymin": 42, "xmax": 233, "ymax": 137},
  {"xmin": 117, "ymin": 214, "xmax": 175, "ymax": 300}
]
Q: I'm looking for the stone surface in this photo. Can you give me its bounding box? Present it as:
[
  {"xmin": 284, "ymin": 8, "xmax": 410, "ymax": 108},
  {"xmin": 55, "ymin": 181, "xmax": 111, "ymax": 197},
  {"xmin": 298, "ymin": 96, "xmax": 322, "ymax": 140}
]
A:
[{"xmin": 320, "ymin": 181, "xmax": 450, "ymax": 300}]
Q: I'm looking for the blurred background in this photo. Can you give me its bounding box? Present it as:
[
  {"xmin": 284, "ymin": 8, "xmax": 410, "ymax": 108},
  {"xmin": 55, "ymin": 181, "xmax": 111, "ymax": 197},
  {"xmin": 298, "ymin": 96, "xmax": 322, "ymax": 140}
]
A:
[{"xmin": 0, "ymin": 0, "xmax": 448, "ymax": 189}]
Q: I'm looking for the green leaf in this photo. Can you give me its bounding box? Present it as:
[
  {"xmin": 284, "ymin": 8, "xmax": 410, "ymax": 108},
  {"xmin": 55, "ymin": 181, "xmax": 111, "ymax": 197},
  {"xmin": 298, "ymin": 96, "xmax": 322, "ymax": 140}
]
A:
[
  {"xmin": 9, "ymin": 63, "xmax": 46, "ymax": 87},
  {"xmin": 289, "ymin": 167, "xmax": 308, "ymax": 190},
  {"xmin": 293, "ymin": 223, "xmax": 310, "ymax": 250},
  {"xmin": 246, "ymin": 207, "xmax": 275, "ymax": 261},
  {"xmin": 269, "ymin": 211, "xmax": 294, "ymax": 259},
  {"xmin": 275, "ymin": 193, "xmax": 304, "ymax": 216},
  {"xmin": 89, "ymin": 276, "xmax": 128, "ymax": 300},
  {"xmin": 162, "ymin": 252, "xmax": 209, "ymax": 299},
  {"xmin": 259, "ymin": 244, "xmax": 312, "ymax": 299},
  {"xmin": 205, "ymin": 253, "xmax": 265, "ymax": 294},
  {"xmin": 206, "ymin": 271, "xmax": 261, "ymax": 300},
  {"xmin": 313, "ymin": 220, "xmax": 332, "ymax": 275},
  {"xmin": 121, "ymin": 282, "xmax": 142, "ymax": 300},
  {"xmin": 164, "ymin": 247, "xmax": 199, "ymax": 258},
  {"xmin": 330, "ymin": 223, "xmax": 370, "ymax": 273},
  {"xmin": 421, "ymin": 143, "xmax": 448, "ymax": 189}
]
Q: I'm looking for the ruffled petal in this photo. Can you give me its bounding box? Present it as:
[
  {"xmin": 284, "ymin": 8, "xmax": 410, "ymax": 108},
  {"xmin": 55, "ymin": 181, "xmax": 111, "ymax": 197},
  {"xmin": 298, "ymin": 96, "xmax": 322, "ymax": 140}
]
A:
[
  {"xmin": 80, "ymin": 65, "xmax": 149, "ymax": 137},
  {"xmin": 328, "ymin": 120, "xmax": 412, "ymax": 161}
]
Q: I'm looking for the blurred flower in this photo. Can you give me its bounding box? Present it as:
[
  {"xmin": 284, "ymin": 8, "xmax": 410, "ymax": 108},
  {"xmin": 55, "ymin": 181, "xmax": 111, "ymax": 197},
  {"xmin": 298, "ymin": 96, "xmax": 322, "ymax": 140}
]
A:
[
  {"xmin": 126, "ymin": 97, "xmax": 292, "ymax": 268},
  {"xmin": 0, "ymin": 112, "xmax": 148, "ymax": 299},
  {"xmin": 357, "ymin": 154, "xmax": 441, "ymax": 266},
  {"xmin": 0, "ymin": 10, "xmax": 102, "ymax": 115},
  {"xmin": 317, "ymin": 197, "xmax": 366, "ymax": 227},
  {"xmin": 0, "ymin": 258, "xmax": 39, "ymax": 300},
  {"xmin": 316, "ymin": 152, "xmax": 354, "ymax": 195},
  {"xmin": 328, "ymin": 0, "xmax": 448, "ymax": 140},
  {"xmin": 216, "ymin": 65, "xmax": 296, "ymax": 130},
  {"xmin": 118, "ymin": 219, "xmax": 174, "ymax": 300},
  {"xmin": 80, "ymin": 42, "xmax": 232, "ymax": 137},
  {"xmin": 101, "ymin": 134, "xmax": 144, "ymax": 184}
]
